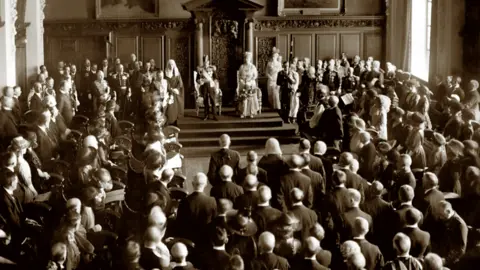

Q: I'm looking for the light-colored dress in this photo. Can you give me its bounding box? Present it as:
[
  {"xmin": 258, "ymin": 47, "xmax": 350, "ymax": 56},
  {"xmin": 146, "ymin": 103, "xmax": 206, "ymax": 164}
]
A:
[
  {"xmin": 266, "ymin": 60, "xmax": 282, "ymax": 109},
  {"xmin": 288, "ymin": 71, "xmax": 300, "ymax": 118},
  {"xmin": 237, "ymin": 63, "xmax": 260, "ymax": 117}
]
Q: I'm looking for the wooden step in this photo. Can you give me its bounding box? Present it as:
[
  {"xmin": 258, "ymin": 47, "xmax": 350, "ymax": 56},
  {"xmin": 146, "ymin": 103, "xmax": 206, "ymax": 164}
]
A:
[
  {"xmin": 179, "ymin": 124, "xmax": 296, "ymax": 139},
  {"xmin": 180, "ymin": 135, "xmax": 300, "ymax": 147}
]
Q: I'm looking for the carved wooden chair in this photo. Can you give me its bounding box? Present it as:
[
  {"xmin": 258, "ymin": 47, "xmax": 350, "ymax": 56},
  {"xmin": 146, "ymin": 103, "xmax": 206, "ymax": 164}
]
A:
[
  {"xmin": 118, "ymin": 120, "xmax": 135, "ymax": 136},
  {"xmin": 193, "ymin": 71, "xmax": 222, "ymax": 116},
  {"xmin": 112, "ymin": 135, "xmax": 133, "ymax": 152},
  {"xmin": 24, "ymin": 110, "xmax": 39, "ymax": 125},
  {"xmin": 163, "ymin": 125, "xmax": 181, "ymax": 141},
  {"xmin": 70, "ymin": 114, "xmax": 90, "ymax": 134}
]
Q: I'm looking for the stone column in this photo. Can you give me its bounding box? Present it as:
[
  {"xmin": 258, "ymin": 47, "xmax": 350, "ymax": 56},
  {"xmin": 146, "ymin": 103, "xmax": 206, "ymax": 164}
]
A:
[
  {"xmin": 0, "ymin": 0, "xmax": 18, "ymax": 90},
  {"xmin": 246, "ymin": 20, "xmax": 254, "ymax": 53},
  {"xmin": 195, "ymin": 20, "xmax": 204, "ymax": 67},
  {"xmin": 25, "ymin": 0, "xmax": 45, "ymax": 84}
]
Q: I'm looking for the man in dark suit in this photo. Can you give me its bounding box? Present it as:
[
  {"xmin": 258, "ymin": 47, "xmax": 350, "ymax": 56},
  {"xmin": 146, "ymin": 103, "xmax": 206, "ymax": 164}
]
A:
[
  {"xmin": 318, "ymin": 95, "xmax": 343, "ymax": 149},
  {"xmin": 352, "ymin": 217, "xmax": 384, "ymax": 270},
  {"xmin": 200, "ymin": 226, "xmax": 231, "ymax": 270},
  {"xmin": 290, "ymin": 188, "xmax": 318, "ymax": 241},
  {"xmin": 337, "ymin": 152, "xmax": 368, "ymax": 203},
  {"xmin": 357, "ymin": 131, "xmax": 377, "ymax": 182},
  {"xmin": 176, "ymin": 173, "xmax": 217, "ymax": 247},
  {"xmin": 415, "ymin": 172, "xmax": 444, "ymax": 215},
  {"xmin": 298, "ymin": 139, "xmax": 326, "ymax": 178},
  {"xmin": 140, "ymin": 226, "xmax": 170, "ymax": 270},
  {"xmin": 252, "ymin": 185, "xmax": 282, "ymax": 235},
  {"xmin": 309, "ymin": 224, "xmax": 332, "ymax": 268},
  {"xmin": 401, "ymin": 208, "xmax": 430, "ymax": 259},
  {"xmin": 210, "ymin": 165, "xmax": 244, "ymax": 203},
  {"xmin": 0, "ymin": 171, "xmax": 24, "ymax": 243},
  {"xmin": 236, "ymin": 151, "xmax": 268, "ymax": 186},
  {"xmin": 0, "ymin": 97, "xmax": 18, "ymax": 148},
  {"xmin": 56, "ymin": 80, "xmax": 74, "ymax": 126},
  {"xmin": 277, "ymin": 154, "xmax": 313, "ymax": 211},
  {"xmin": 207, "ymin": 198, "xmax": 232, "ymax": 238},
  {"xmin": 146, "ymin": 168, "xmax": 173, "ymax": 216},
  {"xmin": 207, "ymin": 134, "xmax": 240, "ymax": 187},
  {"xmin": 300, "ymin": 153, "xmax": 325, "ymax": 213},
  {"xmin": 395, "ymin": 185, "xmax": 423, "ymax": 232},
  {"xmin": 234, "ymin": 174, "xmax": 259, "ymax": 212},
  {"xmin": 293, "ymin": 237, "xmax": 328, "ymax": 270},
  {"xmin": 251, "ymin": 231, "xmax": 290, "ymax": 270},
  {"xmin": 391, "ymin": 154, "xmax": 416, "ymax": 203},
  {"xmin": 313, "ymin": 141, "xmax": 333, "ymax": 189},
  {"xmin": 342, "ymin": 188, "xmax": 373, "ymax": 241},
  {"xmin": 322, "ymin": 59, "xmax": 340, "ymax": 93},
  {"xmin": 129, "ymin": 61, "xmax": 144, "ymax": 117},
  {"xmin": 34, "ymin": 109, "xmax": 57, "ymax": 165},
  {"xmin": 29, "ymin": 82, "xmax": 44, "ymax": 112}
]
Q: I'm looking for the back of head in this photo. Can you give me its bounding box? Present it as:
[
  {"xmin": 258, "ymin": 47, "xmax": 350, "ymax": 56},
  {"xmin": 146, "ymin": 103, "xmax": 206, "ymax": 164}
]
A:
[
  {"xmin": 422, "ymin": 172, "xmax": 438, "ymax": 189},
  {"xmin": 265, "ymin": 138, "xmax": 282, "ymax": 155},
  {"xmin": 398, "ymin": 185, "xmax": 415, "ymax": 203},
  {"xmin": 144, "ymin": 226, "xmax": 162, "ymax": 244},
  {"xmin": 171, "ymin": 242, "xmax": 188, "ymax": 263},
  {"xmin": 51, "ymin": 242, "xmax": 67, "ymax": 263},
  {"xmin": 350, "ymin": 159, "xmax": 359, "ymax": 174},
  {"xmin": 148, "ymin": 205, "xmax": 167, "ymax": 229},
  {"xmin": 338, "ymin": 152, "xmax": 354, "ymax": 168},
  {"xmin": 314, "ymin": 141, "xmax": 327, "ymax": 155},
  {"xmin": 347, "ymin": 252, "xmax": 367, "ymax": 270},
  {"xmin": 258, "ymin": 185, "xmax": 272, "ymax": 204},
  {"xmin": 290, "ymin": 188, "xmax": 304, "ymax": 204},
  {"xmin": 424, "ymin": 253, "xmax": 444, "ymax": 270},
  {"xmin": 229, "ymin": 255, "xmax": 244, "ymax": 270},
  {"xmin": 217, "ymin": 198, "xmax": 233, "ymax": 215},
  {"xmin": 193, "ymin": 172, "xmax": 208, "ymax": 191},
  {"xmin": 287, "ymin": 154, "xmax": 304, "ymax": 169},
  {"xmin": 247, "ymin": 151, "xmax": 258, "ymax": 163},
  {"xmin": 405, "ymin": 208, "xmax": 422, "ymax": 226},
  {"xmin": 304, "ymin": 237, "xmax": 320, "ymax": 257},
  {"xmin": 301, "ymin": 152, "xmax": 311, "ymax": 167},
  {"xmin": 332, "ymin": 170, "xmax": 347, "ymax": 186},
  {"xmin": 393, "ymin": 232, "xmax": 411, "ymax": 255},
  {"xmin": 161, "ymin": 168, "xmax": 174, "ymax": 183},
  {"xmin": 299, "ymin": 139, "xmax": 311, "ymax": 152},
  {"xmin": 399, "ymin": 154, "xmax": 412, "ymax": 168},
  {"xmin": 369, "ymin": 181, "xmax": 384, "ymax": 197},
  {"xmin": 347, "ymin": 188, "xmax": 362, "ymax": 207},
  {"xmin": 359, "ymin": 131, "xmax": 371, "ymax": 144},
  {"xmin": 341, "ymin": 240, "xmax": 361, "ymax": 259},
  {"xmin": 353, "ymin": 217, "xmax": 369, "ymax": 237},
  {"xmin": 244, "ymin": 174, "xmax": 258, "ymax": 190},
  {"xmin": 310, "ymin": 223, "xmax": 325, "ymax": 241},
  {"xmin": 219, "ymin": 134, "xmax": 231, "ymax": 148},
  {"xmin": 219, "ymin": 165, "xmax": 234, "ymax": 181},
  {"xmin": 212, "ymin": 226, "xmax": 229, "ymax": 247},
  {"xmin": 124, "ymin": 241, "xmax": 141, "ymax": 263},
  {"xmin": 258, "ymin": 231, "xmax": 275, "ymax": 253}
]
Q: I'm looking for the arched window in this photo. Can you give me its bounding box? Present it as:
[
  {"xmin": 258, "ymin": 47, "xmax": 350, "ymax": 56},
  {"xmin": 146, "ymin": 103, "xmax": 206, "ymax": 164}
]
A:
[{"xmin": 410, "ymin": 0, "xmax": 432, "ymax": 81}]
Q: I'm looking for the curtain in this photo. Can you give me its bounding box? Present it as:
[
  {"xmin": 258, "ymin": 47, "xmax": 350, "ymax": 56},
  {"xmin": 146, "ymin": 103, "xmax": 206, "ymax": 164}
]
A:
[{"xmin": 386, "ymin": 0, "xmax": 413, "ymax": 71}]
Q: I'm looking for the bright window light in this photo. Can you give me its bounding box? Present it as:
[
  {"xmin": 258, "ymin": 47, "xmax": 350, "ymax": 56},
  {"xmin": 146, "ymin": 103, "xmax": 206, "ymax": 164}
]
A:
[{"xmin": 410, "ymin": 0, "xmax": 432, "ymax": 81}]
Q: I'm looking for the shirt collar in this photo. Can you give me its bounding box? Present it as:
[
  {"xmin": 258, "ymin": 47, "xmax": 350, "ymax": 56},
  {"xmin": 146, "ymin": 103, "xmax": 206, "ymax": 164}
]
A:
[
  {"xmin": 3, "ymin": 187, "xmax": 13, "ymax": 195},
  {"xmin": 424, "ymin": 186, "xmax": 437, "ymax": 194},
  {"xmin": 292, "ymin": 202, "xmax": 303, "ymax": 206},
  {"xmin": 400, "ymin": 201, "xmax": 412, "ymax": 207},
  {"xmin": 353, "ymin": 236, "xmax": 365, "ymax": 240},
  {"xmin": 304, "ymin": 255, "xmax": 317, "ymax": 260},
  {"xmin": 213, "ymin": 245, "xmax": 225, "ymax": 251},
  {"xmin": 257, "ymin": 202, "xmax": 269, "ymax": 207}
]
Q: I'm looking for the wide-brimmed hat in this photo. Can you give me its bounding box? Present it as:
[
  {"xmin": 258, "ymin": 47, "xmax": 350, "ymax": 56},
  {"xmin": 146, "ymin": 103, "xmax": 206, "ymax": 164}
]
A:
[
  {"xmin": 226, "ymin": 210, "xmax": 258, "ymax": 237},
  {"xmin": 274, "ymin": 212, "xmax": 300, "ymax": 232},
  {"xmin": 377, "ymin": 141, "xmax": 392, "ymax": 154},
  {"xmin": 10, "ymin": 136, "xmax": 30, "ymax": 150},
  {"xmin": 433, "ymin": 132, "xmax": 446, "ymax": 146}
]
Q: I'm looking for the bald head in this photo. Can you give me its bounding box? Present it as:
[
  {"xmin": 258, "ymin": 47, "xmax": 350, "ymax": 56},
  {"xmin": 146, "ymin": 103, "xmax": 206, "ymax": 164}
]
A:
[
  {"xmin": 244, "ymin": 174, "xmax": 258, "ymax": 190},
  {"xmin": 304, "ymin": 237, "xmax": 320, "ymax": 257},
  {"xmin": 144, "ymin": 226, "xmax": 162, "ymax": 245},
  {"xmin": 393, "ymin": 232, "xmax": 411, "ymax": 255},
  {"xmin": 341, "ymin": 240, "xmax": 361, "ymax": 259},
  {"xmin": 398, "ymin": 185, "xmax": 415, "ymax": 203},
  {"xmin": 258, "ymin": 231, "xmax": 275, "ymax": 253},
  {"xmin": 288, "ymin": 154, "xmax": 304, "ymax": 169},
  {"xmin": 171, "ymin": 242, "xmax": 188, "ymax": 262},
  {"xmin": 290, "ymin": 188, "xmax": 304, "ymax": 204},
  {"xmin": 310, "ymin": 223, "xmax": 325, "ymax": 241},
  {"xmin": 405, "ymin": 208, "xmax": 422, "ymax": 226},
  {"xmin": 314, "ymin": 141, "xmax": 327, "ymax": 155},
  {"xmin": 398, "ymin": 154, "xmax": 412, "ymax": 168},
  {"xmin": 148, "ymin": 206, "xmax": 167, "ymax": 230},
  {"xmin": 217, "ymin": 198, "xmax": 233, "ymax": 215},
  {"xmin": 219, "ymin": 165, "xmax": 234, "ymax": 181},
  {"xmin": 219, "ymin": 134, "xmax": 231, "ymax": 148},
  {"xmin": 332, "ymin": 170, "xmax": 347, "ymax": 186},
  {"xmin": 193, "ymin": 173, "xmax": 208, "ymax": 191},
  {"xmin": 353, "ymin": 217, "xmax": 369, "ymax": 237},
  {"xmin": 347, "ymin": 252, "xmax": 366, "ymax": 270},
  {"xmin": 66, "ymin": 198, "xmax": 82, "ymax": 214},
  {"xmin": 422, "ymin": 172, "xmax": 438, "ymax": 190},
  {"xmin": 424, "ymin": 253, "xmax": 444, "ymax": 270},
  {"xmin": 161, "ymin": 168, "xmax": 174, "ymax": 183},
  {"xmin": 359, "ymin": 131, "xmax": 371, "ymax": 144},
  {"xmin": 247, "ymin": 151, "xmax": 258, "ymax": 163},
  {"xmin": 347, "ymin": 188, "xmax": 361, "ymax": 208},
  {"xmin": 258, "ymin": 185, "xmax": 272, "ymax": 204}
]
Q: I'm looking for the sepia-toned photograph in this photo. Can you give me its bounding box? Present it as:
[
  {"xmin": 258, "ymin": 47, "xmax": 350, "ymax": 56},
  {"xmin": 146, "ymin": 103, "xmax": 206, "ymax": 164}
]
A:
[{"xmin": 1, "ymin": 0, "xmax": 479, "ymax": 269}]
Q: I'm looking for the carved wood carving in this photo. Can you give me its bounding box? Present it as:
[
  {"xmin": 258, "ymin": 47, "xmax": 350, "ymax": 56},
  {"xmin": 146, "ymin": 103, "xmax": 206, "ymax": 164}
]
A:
[
  {"xmin": 213, "ymin": 20, "xmax": 239, "ymax": 39},
  {"xmin": 254, "ymin": 16, "xmax": 385, "ymax": 31},
  {"xmin": 257, "ymin": 37, "xmax": 276, "ymax": 77},
  {"xmin": 171, "ymin": 36, "xmax": 190, "ymax": 83},
  {"xmin": 44, "ymin": 20, "xmax": 191, "ymax": 34}
]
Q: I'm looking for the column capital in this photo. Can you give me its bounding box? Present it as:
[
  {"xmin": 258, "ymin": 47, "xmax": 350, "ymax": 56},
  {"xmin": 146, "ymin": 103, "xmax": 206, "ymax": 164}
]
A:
[{"xmin": 244, "ymin": 17, "xmax": 256, "ymax": 25}]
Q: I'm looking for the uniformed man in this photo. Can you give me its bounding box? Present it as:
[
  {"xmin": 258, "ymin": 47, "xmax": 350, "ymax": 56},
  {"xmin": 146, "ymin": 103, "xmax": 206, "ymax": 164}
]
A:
[
  {"xmin": 196, "ymin": 55, "xmax": 218, "ymax": 121},
  {"xmin": 322, "ymin": 59, "xmax": 340, "ymax": 93},
  {"xmin": 110, "ymin": 64, "xmax": 131, "ymax": 119},
  {"xmin": 341, "ymin": 67, "xmax": 359, "ymax": 94}
]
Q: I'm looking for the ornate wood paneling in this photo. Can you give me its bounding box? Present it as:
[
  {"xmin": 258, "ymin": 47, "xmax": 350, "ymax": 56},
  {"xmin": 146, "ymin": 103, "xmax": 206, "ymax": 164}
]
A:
[
  {"xmin": 291, "ymin": 34, "xmax": 313, "ymax": 61},
  {"xmin": 115, "ymin": 36, "xmax": 139, "ymax": 63},
  {"xmin": 142, "ymin": 36, "xmax": 165, "ymax": 70},
  {"xmin": 167, "ymin": 36, "xmax": 191, "ymax": 87},
  {"xmin": 316, "ymin": 34, "xmax": 337, "ymax": 60},
  {"xmin": 340, "ymin": 33, "xmax": 361, "ymax": 58},
  {"xmin": 277, "ymin": 34, "xmax": 289, "ymax": 61},
  {"xmin": 253, "ymin": 16, "xmax": 385, "ymax": 31},
  {"xmin": 364, "ymin": 32, "xmax": 383, "ymax": 61},
  {"xmin": 255, "ymin": 37, "xmax": 276, "ymax": 76}
]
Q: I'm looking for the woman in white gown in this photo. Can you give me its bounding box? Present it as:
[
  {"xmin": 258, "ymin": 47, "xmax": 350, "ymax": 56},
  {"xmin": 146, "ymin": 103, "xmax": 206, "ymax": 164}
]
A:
[
  {"xmin": 266, "ymin": 47, "xmax": 282, "ymax": 110},
  {"xmin": 237, "ymin": 52, "xmax": 260, "ymax": 118}
]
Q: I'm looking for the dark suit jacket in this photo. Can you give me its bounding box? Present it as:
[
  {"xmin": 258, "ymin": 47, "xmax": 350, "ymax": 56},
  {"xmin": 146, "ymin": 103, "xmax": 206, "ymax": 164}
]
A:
[
  {"xmin": 258, "ymin": 154, "xmax": 288, "ymax": 208},
  {"xmin": 207, "ymin": 148, "xmax": 240, "ymax": 187},
  {"xmin": 236, "ymin": 166, "xmax": 268, "ymax": 186},
  {"xmin": 252, "ymin": 253, "xmax": 290, "ymax": 270},
  {"xmin": 394, "ymin": 204, "xmax": 423, "ymax": 231},
  {"xmin": 341, "ymin": 169, "xmax": 367, "ymax": 202},
  {"xmin": 146, "ymin": 181, "xmax": 172, "ymax": 215},
  {"xmin": 354, "ymin": 238, "xmax": 384, "ymax": 270},
  {"xmin": 316, "ymin": 155, "xmax": 333, "ymax": 190},
  {"xmin": 200, "ymin": 248, "xmax": 231, "ymax": 270},
  {"xmin": 301, "ymin": 168, "xmax": 326, "ymax": 211},
  {"xmin": 56, "ymin": 91, "xmax": 73, "ymax": 126},
  {"xmin": 234, "ymin": 190, "xmax": 259, "ymax": 212},
  {"xmin": 319, "ymin": 106, "xmax": 343, "ymax": 141},
  {"xmin": 293, "ymin": 258, "xmax": 328, "ymax": 270},
  {"xmin": 35, "ymin": 126, "xmax": 56, "ymax": 165},
  {"xmin": 291, "ymin": 204, "xmax": 318, "ymax": 240},
  {"xmin": 210, "ymin": 181, "xmax": 244, "ymax": 203},
  {"xmin": 342, "ymin": 207, "xmax": 373, "ymax": 241},
  {"xmin": 176, "ymin": 192, "xmax": 217, "ymax": 244},
  {"xmin": 0, "ymin": 110, "xmax": 18, "ymax": 146},
  {"xmin": 29, "ymin": 94, "xmax": 43, "ymax": 112},
  {"xmin": 252, "ymin": 205, "xmax": 282, "ymax": 234},
  {"xmin": 0, "ymin": 188, "xmax": 24, "ymax": 239},
  {"xmin": 358, "ymin": 142, "xmax": 377, "ymax": 182},
  {"xmin": 139, "ymin": 247, "xmax": 164, "ymax": 270},
  {"xmin": 401, "ymin": 226, "xmax": 430, "ymax": 258},
  {"xmin": 361, "ymin": 196, "xmax": 395, "ymax": 246},
  {"xmin": 307, "ymin": 153, "xmax": 326, "ymax": 179},
  {"xmin": 416, "ymin": 188, "xmax": 444, "ymax": 215},
  {"xmin": 277, "ymin": 170, "xmax": 313, "ymax": 211}
]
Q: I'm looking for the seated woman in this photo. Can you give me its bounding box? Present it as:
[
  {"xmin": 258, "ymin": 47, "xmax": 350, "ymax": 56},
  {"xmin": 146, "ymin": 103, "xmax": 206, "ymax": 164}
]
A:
[
  {"xmin": 152, "ymin": 70, "xmax": 170, "ymax": 114},
  {"xmin": 80, "ymin": 186, "xmax": 103, "ymax": 233},
  {"xmin": 237, "ymin": 51, "xmax": 260, "ymax": 118}
]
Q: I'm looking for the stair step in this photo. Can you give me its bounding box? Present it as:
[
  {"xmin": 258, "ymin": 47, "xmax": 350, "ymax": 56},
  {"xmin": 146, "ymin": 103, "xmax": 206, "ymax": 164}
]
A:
[
  {"xmin": 179, "ymin": 125, "xmax": 297, "ymax": 138},
  {"xmin": 180, "ymin": 135, "xmax": 300, "ymax": 147},
  {"xmin": 178, "ymin": 116, "xmax": 284, "ymax": 129}
]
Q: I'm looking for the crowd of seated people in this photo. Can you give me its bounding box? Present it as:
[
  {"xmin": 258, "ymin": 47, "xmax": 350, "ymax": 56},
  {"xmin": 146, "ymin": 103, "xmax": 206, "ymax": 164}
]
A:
[{"xmin": 0, "ymin": 51, "xmax": 479, "ymax": 270}]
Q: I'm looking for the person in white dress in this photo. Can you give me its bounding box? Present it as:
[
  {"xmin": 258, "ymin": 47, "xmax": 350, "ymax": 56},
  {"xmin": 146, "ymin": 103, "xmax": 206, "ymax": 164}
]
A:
[{"xmin": 266, "ymin": 48, "xmax": 282, "ymax": 110}]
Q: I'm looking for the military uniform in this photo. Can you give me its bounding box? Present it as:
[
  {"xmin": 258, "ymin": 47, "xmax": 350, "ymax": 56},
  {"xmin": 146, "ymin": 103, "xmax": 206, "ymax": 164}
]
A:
[
  {"xmin": 341, "ymin": 75, "xmax": 358, "ymax": 94},
  {"xmin": 111, "ymin": 72, "xmax": 131, "ymax": 119},
  {"xmin": 322, "ymin": 69, "xmax": 340, "ymax": 92},
  {"xmin": 196, "ymin": 64, "xmax": 217, "ymax": 119}
]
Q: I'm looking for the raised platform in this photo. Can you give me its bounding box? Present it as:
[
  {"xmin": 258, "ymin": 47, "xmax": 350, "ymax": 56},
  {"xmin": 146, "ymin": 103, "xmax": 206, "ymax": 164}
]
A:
[{"xmin": 178, "ymin": 108, "xmax": 300, "ymax": 149}]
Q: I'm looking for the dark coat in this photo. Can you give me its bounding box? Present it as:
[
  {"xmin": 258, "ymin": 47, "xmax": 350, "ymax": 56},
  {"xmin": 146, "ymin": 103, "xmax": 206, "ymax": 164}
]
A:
[
  {"xmin": 146, "ymin": 181, "xmax": 172, "ymax": 215},
  {"xmin": 431, "ymin": 213, "xmax": 468, "ymax": 265},
  {"xmin": 252, "ymin": 205, "xmax": 282, "ymax": 234},
  {"xmin": 0, "ymin": 188, "xmax": 24, "ymax": 240},
  {"xmin": 290, "ymin": 204, "xmax": 318, "ymax": 240},
  {"xmin": 342, "ymin": 207, "xmax": 373, "ymax": 241},
  {"xmin": 415, "ymin": 188, "xmax": 444, "ymax": 215},
  {"xmin": 277, "ymin": 170, "xmax": 313, "ymax": 211},
  {"xmin": 210, "ymin": 181, "xmax": 244, "ymax": 203},
  {"xmin": 319, "ymin": 106, "xmax": 344, "ymax": 142},
  {"xmin": 252, "ymin": 253, "xmax": 290, "ymax": 270},
  {"xmin": 341, "ymin": 169, "xmax": 367, "ymax": 203},
  {"xmin": 301, "ymin": 168, "xmax": 326, "ymax": 211},
  {"xmin": 56, "ymin": 91, "xmax": 73, "ymax": 126},
  {"xmin": 316, "ymin": 155, "xmax": 333, "ymax": 190},
  {"xmin": 176, "ymin": 192, "xmax": 217, "ymax": 245},
  {"xmin": 354, "ymin": 238, "xmax": 384, "ymax": 270},
  {"xmin": 401, "ymin": 226, "xmax": 430, "ymax": 259},
  {"xmin": 139, "ymin": 247, "xmax": 164, "ymax": 270},
  {"xmin": 258, "ymin": 154, "xmax": 288, "ymax": 197},
  {"xmin": 361, "ymin": 196, "xmax": 395, "ymax": 247},
  {"xmin": 234, "ymin": 190, "xmax": 259, "ymax": 212},
  {"xmin": 29, "ymin": 94, "xmax": 43, "ymax": 112},
  {"xmin": 394, "ymin": 204, "xmax": 424, "ymax": 231},
  {"xmin": 358, "ymin": 142, "xmax": 377, "ymax": 182},
  {"xmin": 200, "ymin": 248, "xmax": 231, "ymax": 270},
  {"xmin": 293, "ymin": 259, "xmax": 328, "ymax": 270},
  {"xmin": 35, "ymin": 126, "xmax": 56, "ymax": 165},
  {"xmin": 307, "ymin": 154, "xmax": 326, "ymax": 179},
  {"xmin": 236, "ymin": 166, "xmax": 268, "ymax": 186},
  {"xmin": 207, "ymin": 148, "xmax": 241, "ymax": 187},
  {"xmin": 0, "ymin": 110, "xmax": 18, "ymax": 147}
]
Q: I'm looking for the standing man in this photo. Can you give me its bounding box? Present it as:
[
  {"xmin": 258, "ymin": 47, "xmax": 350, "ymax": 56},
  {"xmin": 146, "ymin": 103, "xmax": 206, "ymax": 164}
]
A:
[
  {"xmin": 111, "ymin": 64, "xmax": 131, "ymax": 119},
  {"xmin": 196, "ymin": 55, "xmax": 218, "ymax": 121},
  {"xmin": 130, "ymin": 61, "xmax": 144, "ymax": 118},
  {"xmin": 276, "ymin": 61, "xmax": 296, "ymax": 122},
  {"xmin": 322, "ymin": 59, "xmax": 340, "ymax": 93},
  {"xmin": 207, "ymin": 134, "xmax": 240, "ymax": 187},
  {"xmin": 127, "ymin": 54, "xmax": 137, "ymax": 75}
]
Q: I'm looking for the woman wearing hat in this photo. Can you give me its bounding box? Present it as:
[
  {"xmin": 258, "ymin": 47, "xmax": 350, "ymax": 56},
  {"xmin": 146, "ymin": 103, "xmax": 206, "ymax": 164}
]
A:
[
  {"xmin": 271, "ymin": 212, "xmax": 301, "ymax": 261},
  {"xmin": 416, "ymin": 85, "xmax": 432, "ymax": 130},
  {"xmin": 165, "ymin": 59, "xmax": 184, "ymax": 126},
  {"xmin": 426, "ymin": 133, "xmax": 447, "ymax": 175},
  {"xmin": 9, "ymin": 137, "xmax": 38, "ymax": 204},
  {"xmin": 438, "ymin": 139, "xmax": 463, "ymax": 195},
  {"xmin": 405, "ymin": 112, "xmax": 427, "ymax": 170}
]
